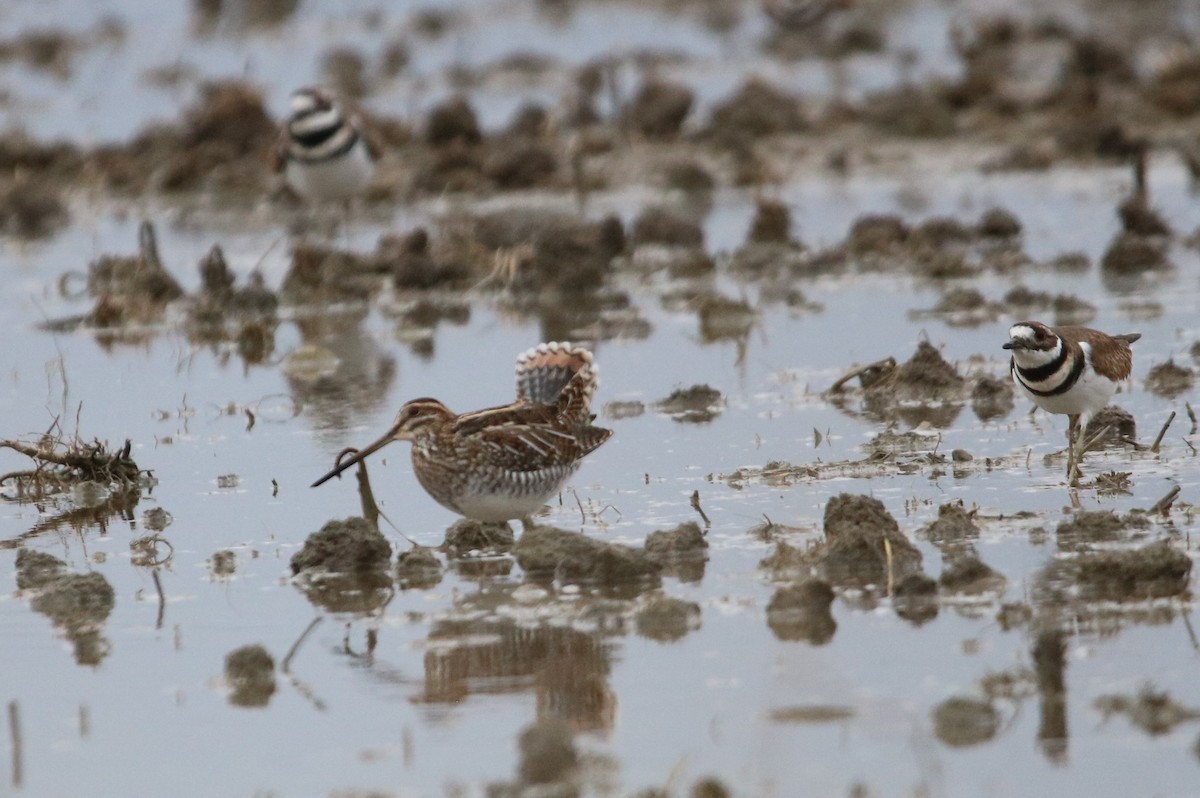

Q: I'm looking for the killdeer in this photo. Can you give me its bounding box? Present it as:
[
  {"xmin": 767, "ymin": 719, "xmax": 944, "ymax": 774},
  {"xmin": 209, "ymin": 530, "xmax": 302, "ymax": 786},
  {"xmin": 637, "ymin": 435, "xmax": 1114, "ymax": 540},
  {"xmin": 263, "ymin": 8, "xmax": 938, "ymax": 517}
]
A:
[
  {"xmin": 1003, "ymin": 321, "xmax": 1140, "ymax": 481},
  {"xmin": 273, "ymin": 86, "xmax": 378, "ymax": 204}
]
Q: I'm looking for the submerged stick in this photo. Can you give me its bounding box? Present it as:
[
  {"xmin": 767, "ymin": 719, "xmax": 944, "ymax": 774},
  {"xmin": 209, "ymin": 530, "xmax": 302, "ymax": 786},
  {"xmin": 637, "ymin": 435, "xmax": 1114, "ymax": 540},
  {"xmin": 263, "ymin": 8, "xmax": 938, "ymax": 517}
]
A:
[
  {"xmin": 690, "ymin": 490, "xmax": 711, "ymax": 529},
  {"xmin": 1148, "ymin": 485, "xmax": 1182, "ymax": 516}
]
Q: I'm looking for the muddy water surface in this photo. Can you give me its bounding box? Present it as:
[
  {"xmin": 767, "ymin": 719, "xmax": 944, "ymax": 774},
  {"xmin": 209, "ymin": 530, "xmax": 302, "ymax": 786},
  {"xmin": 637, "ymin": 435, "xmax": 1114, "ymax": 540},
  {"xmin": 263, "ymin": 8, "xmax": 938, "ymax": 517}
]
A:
[{"xmin": 1, "ymin": 1, "xmax": 1199, "ymax": 797}]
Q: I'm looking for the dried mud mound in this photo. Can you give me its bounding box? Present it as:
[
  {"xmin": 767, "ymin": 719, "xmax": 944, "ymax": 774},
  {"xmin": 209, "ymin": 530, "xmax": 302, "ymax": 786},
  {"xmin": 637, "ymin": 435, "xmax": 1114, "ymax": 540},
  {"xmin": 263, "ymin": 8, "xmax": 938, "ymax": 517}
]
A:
[
  {"xmin": 514, "ymin": 525, "xmax": 661, "ymax": 586},
  {"xmin": 395, "ymin": 547, "xmax": 444, "ymax": 590},
  {"xmin": 443, "ymin": 519, "xmax": 515, "ymax": 555},
  {"xmin": 812, "ymin": 493, "xmax": 923, "ymax": 586},
  {"xmin": 291, "ymin": 517, "xmax": 392, "ymax": 574},
  {"xmin": 1055, "ymin": 510, "xmax": 1149, "ymax": 552},
  {"xmin": 644, "ymin": 521, "xmax": 709, "ymax": 581},
  {"xmin": 636, "ymin": 595, "xmax": 702, "ymax": 642}
]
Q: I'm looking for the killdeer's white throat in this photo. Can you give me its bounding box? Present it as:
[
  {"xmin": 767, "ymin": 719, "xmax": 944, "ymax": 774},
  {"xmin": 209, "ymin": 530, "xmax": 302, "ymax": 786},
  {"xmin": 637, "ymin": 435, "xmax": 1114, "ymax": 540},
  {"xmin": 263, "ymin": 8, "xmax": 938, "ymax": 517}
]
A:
[
  {"xmin": 274, "ymin": 86, "xmax": 377, "ymax": 204},
  {"xmin": 1004, "ymin": 320, "xmax": 1140, "ymax": 482}
]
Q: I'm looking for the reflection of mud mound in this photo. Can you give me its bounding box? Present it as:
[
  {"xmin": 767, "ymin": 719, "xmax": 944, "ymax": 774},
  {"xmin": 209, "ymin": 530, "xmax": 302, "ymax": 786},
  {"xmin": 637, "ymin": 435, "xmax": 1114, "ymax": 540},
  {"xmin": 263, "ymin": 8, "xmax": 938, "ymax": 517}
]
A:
[
  {"xmin": 1094, "ymin": 686, "xmax": 1200, "ymax": 736},
  {"xmin": 422, "ymin": 619, "xmax": 614, "ymax": 732},
  {"xmin": 1070, "ymin": 542, "xmax": 1191, "ymax": 601},
  {"xmin": 16, "ymin": 549, "xmax": 115, "ymax": 666},
  {"xmin": 623, "ymin": 79, "xmax": 694, "ymax": 139},
  {"xmin": 514, "ymin": 525, "xmax": 661, "ymax": 588},
  {"xmin": 812, "ymin": 494, "xmax": 923, "ymax": 587},
  {"xmin": 1055, "ymin": 510, "xmax": 1148, "ymax": 552},
  {"xmin": 644, "ymin": 521, "xmax": 709, "ymax": 582},
  {"xmin": 919, "ymin": 502, "xmax": 980, "ymax": 559},
  {"xmin": 636, "ymin": 595, "xmax": 702, "ymax": 642},
  {"xmin": 517, "ymin": 717, "xmax": 579, "ymax": 786},
  {"xmin": 224, "ymin": 644, "xmax": 276, "ymax": 708},
  {"xmin": 395, "ymin": 547, "xmax": 444, "ymax": 591},
  {"xmin": 971, "ymin": 374, "xmax": 1014, "ymax": 421},
  {"xmin": 933, "ymin": 697, "xmax": 999, "ymax": 747},
  {"xmin": 893, "ymin": 574, "xmax": 938, "ymax": 625},
  {"xmin": 766, "ymin": 579, "xmax": 836, "ymax": 644},
  {"xmin": 939, "ymin": 556, "xmax": 1006, "ymax": 595}
]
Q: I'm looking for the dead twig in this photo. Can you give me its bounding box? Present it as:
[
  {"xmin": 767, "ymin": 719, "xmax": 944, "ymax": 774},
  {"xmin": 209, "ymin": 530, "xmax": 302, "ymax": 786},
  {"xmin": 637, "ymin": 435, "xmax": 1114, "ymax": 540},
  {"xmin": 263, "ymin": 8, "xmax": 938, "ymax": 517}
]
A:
[{"xmin": 1151, "ymin": 411, "xmax": 1175, "ymax": 453}]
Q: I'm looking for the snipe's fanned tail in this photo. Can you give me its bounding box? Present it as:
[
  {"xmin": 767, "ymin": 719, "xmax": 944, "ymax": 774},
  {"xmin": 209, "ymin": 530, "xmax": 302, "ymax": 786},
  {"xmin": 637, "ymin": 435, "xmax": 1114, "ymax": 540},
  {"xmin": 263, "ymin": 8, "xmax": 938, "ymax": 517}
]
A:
[{"xmin": 515, "ymin": 341, "xmax": 599, "ymax": 408}]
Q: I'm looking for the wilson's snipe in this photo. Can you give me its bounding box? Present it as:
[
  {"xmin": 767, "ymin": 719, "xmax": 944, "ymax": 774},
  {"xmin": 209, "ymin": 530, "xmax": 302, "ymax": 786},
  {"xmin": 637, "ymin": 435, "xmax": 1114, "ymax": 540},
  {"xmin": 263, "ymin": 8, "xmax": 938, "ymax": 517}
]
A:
[{"xmin": 312, "ymin": 342, "xmax": 612, "ymax": 523}]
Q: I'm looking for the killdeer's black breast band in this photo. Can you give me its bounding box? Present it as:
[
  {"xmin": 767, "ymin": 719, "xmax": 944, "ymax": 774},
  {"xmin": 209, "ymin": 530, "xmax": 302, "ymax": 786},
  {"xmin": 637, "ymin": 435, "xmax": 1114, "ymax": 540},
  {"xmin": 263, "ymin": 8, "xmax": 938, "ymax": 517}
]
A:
[
  {"xmin": 1012, "ymin": 349, "xmax": 1085, "ymax": 398},
  {"xmin": 292, "ymin": 121, "xmax": 341, "ymax": 149},
  {"xmin": 1014, "ymin": 346, "xmax": 1068, "ymax": 384}
]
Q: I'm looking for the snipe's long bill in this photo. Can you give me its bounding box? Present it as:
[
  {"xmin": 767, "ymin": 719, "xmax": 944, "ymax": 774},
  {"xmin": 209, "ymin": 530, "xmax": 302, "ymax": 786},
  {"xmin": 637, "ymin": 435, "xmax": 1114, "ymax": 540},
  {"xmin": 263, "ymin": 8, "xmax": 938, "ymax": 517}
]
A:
[{"xmin": 310, "ymin": 342, "xmax": 613, "ymax": 523}]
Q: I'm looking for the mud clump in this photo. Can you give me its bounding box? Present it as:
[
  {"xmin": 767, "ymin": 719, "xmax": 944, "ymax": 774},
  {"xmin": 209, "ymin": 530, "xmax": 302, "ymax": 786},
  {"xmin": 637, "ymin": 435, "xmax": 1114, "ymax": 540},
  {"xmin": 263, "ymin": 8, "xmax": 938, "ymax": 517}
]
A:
[
  {"xmin": 698, "ymin": 295, "xmax": 755, "ymax": 343},
  {"xmin": 971, "ymin": 374, "xmax": 1014, "ymax": 421},
  {"xmin": 160, "ymin": 80, "xmax": 276, "ymax": 193},
  {"xmin": 919, "ymin": 503, "xmax": 979, "ymax": 557},
  {"xmin": 380, "ymin": 228, "xmax": 471, "ymax": 291},
  {"xmin": 977, "ymin": 207, "xmax": 1022, "ymax": 238},
  {"xmin": 469, "ymin": 209, "xmax": 624, "ymax": 292},
  {"xmin": 210, "ymin": 549, "xmax": 236, "ymax": 578},
  {"xmin": 933, "ymin": 697, "xmax": 999, "ymax": 747},
  {"xmin": 759, "ymin": 540, "xmax": 810, "ymax": 581},
  {"xmin": 1072, "ymin": 541, "xmax": 1191, "ymax": 601},
  {"xmin": 706, "ymin": 78, "xmax": 807, "ymax": 141},
  {"xmin": 514, "ymin": 525, "xmax": 661, "ymax": 586},
  {"xmin": 224, "ymin": 644, "xmax": 276, "ymax": 708},
  {"xmin": 861, "ymin": 85, "xmax": 956, "ymax": 138},
  {"xmin": 280, "ymin": 243, "xmax": 378, "ymax": 302},
  {"xmin": 1144, "ymin": 359, "xmax": 1195, "ymax": 398},
  {"xmin": 86, "ymin": 222, "xmax": 185, "ymax": 324},
  {"xmin": 0, "ymin": 177, "xmax": 68, "ymax": 239},
  {"xmin": 1082, "ymin": 405, "xmax": 1136, "ymax": 445},
  {"xmin": 766, "ymin": 579, "xmax": 836, "ymax": 644},
  {"xmin": 814, "ymin": 494, "xmax": 923, "ymax": 587},
  {"xmin": 426, "ymin": 95, "xmax": 482, "ymax": 145},
  {"xmin": 656, "ymin": 384, "xmax": 724, "ymax": 423},
  {"xmin": 632, "ymin": 205, "xmax": 704, "ymax": 249},
  {"xmin": 395, "ymin": 547, "xmax": 444, "ymax": 590},
  {"xmin": 939, "ymin": 555, "xmax": 1005, "ymax": 594},
  {"xmin": 517, "ymin": 717, "xmax": 578, "ymax": 785},
  {"xmin": 1100, "ymin": 231, "xmax": 1169, "ymax": 274},
  {"xmin": 644, "ymin": 521, "xmax": 709, "ymax": 581},
  {"xmin": 847, "ymin": 214, "xmax": 908, "ymax": 256},
  {"xmin": 442, "ymin": 519, "xmax": 515, "ymax": 555},
  {"xmin": 747, "ymin": 198, "xmax": 794, "ymax": 245},
  {"xmin": 483, "ymin": 141, "xmax": 558, "ymax": 189},
  {"xmin": 624, "ymin": 79, "xmax": 694, "ymax": 139},
  {"xmin": 864, "ymin": 341, "xmax": 966, "ymax": 417},
  {"xmin": 290, "ymin": 517, "xmax": 392, "ymax": 574},
  {"xmin": 636, "ymin": 595, "xmax": 702, "ymax": 642}
]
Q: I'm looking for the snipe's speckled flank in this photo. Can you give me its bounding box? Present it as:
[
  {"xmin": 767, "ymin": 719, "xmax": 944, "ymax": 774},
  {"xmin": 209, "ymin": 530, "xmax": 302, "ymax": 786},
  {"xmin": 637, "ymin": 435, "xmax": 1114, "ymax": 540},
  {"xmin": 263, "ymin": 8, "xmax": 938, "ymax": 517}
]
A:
[{"xmin": 312, "ymin": 342, "xmax": 612, "ymax": 522}]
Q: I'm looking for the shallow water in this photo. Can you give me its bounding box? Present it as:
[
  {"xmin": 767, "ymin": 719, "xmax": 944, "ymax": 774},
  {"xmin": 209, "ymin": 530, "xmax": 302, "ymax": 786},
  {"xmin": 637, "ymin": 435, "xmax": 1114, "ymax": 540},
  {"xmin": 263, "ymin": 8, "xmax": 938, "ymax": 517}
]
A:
[{"xmin": 1, "ymin": 2, "xmax": 1200, "ymax": 797}]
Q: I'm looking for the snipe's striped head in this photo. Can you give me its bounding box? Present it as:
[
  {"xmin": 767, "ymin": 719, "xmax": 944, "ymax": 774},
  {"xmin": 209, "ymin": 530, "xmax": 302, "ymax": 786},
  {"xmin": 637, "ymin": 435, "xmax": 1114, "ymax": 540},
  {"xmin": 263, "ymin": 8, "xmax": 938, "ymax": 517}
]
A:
[{"xmin": 310, "ymin": 399, "xmax": 453, "ymax": 487}]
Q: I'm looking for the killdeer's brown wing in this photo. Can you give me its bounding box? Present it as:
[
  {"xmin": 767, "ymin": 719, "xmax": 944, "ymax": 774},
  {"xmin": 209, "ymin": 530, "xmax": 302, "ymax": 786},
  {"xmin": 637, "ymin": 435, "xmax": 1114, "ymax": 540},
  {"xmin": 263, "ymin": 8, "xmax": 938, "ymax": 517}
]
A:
[{"xmin": 1056, "ymin": 326, "xmax": 1137, "ymax": 382}]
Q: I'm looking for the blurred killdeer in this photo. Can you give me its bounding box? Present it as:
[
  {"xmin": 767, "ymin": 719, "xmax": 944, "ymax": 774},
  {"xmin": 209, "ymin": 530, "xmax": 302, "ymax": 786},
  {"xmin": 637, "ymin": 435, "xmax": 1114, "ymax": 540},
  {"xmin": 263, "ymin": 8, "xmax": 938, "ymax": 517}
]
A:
[
  {"xmin": 274, "ymin": 86, "xmax": 378, "ymax": 204},
  {"xmin": 1004, "ymin": 321, "xmax": 1140, "ymax": 481}
]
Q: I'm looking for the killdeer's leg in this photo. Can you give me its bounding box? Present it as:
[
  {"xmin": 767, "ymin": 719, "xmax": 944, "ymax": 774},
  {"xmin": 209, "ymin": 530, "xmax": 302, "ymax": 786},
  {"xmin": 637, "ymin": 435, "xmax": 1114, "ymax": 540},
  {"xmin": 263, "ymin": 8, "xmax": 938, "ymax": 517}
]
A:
[{"xmin": 1066, "ymin": 414, "xmax": 1081, "ymax": 484}]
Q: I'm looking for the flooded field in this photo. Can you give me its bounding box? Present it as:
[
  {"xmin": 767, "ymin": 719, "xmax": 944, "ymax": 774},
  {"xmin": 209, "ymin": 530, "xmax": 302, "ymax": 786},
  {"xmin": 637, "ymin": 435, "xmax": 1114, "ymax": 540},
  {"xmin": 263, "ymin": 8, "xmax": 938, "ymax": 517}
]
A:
[{"xmin": 1, "ymin": 1, "xmax": 1199, "ymax": 796}]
